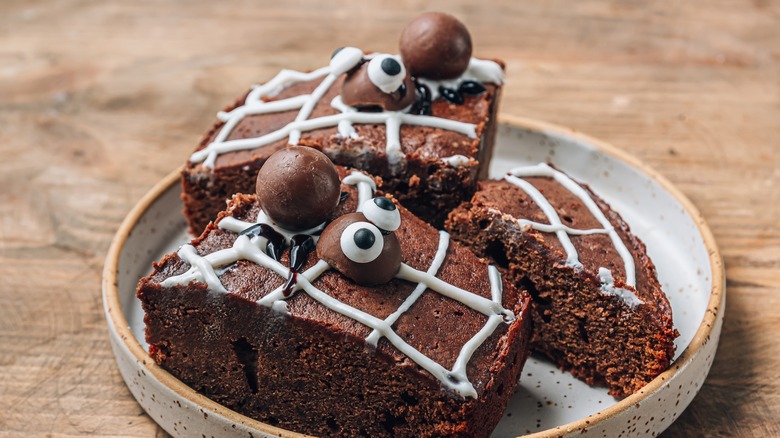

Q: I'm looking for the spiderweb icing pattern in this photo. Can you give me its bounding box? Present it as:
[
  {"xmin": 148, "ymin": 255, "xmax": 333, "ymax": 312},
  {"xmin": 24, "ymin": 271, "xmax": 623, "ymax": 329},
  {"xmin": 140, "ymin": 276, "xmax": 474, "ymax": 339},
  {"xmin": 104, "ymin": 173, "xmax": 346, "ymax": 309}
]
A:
[
  {"xmin": 161, "ymin": 171, "xmax": 515, "ymax": 398},
  {"xmin": 501, "ymin": 163, "xmax": 642, "ymax": 307},
  {"xmin": 188, "ymin": 50, "xmax": 501, "ymax": 171}
]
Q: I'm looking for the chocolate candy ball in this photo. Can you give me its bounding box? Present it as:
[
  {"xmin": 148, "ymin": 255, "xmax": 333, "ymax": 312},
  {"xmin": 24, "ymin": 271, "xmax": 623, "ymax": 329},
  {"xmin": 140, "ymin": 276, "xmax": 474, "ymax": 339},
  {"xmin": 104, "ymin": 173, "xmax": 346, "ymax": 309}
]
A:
[
  {"xmin": 341, "ymin": 57, "xmax": 416, "ymax": 111},
  {"xmin": 255, "ymin": 146, "xmax": 340, "ymax": 231},
  {"xmin": 317, "ymin": 213, "xmax": 402, "ymax": 285},
  {"xmin": 399, "ymin": 12, "xmax": 472, "ymax": 80}
]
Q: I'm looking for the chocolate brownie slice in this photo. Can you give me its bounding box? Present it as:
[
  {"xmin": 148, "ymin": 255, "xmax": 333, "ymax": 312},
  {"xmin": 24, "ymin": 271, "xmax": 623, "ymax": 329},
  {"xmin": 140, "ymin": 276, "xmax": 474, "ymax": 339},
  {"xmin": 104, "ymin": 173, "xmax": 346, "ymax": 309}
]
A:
[
  {"xmin": 446, "ymin": 163, "xmax": 678, "ymax": 398},
  {"xmin": 182, "ymin": 59, "xmax": 502, "ymax": 234},
  {"xmin": 140, "ymin": 166, "xmax": 532, "ymax": 437},
  {"xmin": 181, "ymin": 14, "xmax": 504, "ymax": 234}
]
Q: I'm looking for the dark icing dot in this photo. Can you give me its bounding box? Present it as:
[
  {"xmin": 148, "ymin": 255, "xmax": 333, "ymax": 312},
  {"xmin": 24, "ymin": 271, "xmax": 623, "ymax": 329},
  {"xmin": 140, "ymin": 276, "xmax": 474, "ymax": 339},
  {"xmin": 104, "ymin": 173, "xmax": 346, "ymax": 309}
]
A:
[
  {"xmin": 439, "ymin": 86, "xmax": 464, "ymax": 105},
  {"xmin": 459, "ymin": 80, "xmax": 486, "ymax": 95},
  {"xmin": 397, "ymin": 83, "xmax": 407, "ymax": 98},
  {"xmin": 239, "ymin": 223, "xmax": 286, "ymax": 261},
  {"xmin": 416, "ymin": 81, "xmax": 431, "ymax": 102},
  {"xmin": 331, "ymin": 47, "xmax": 344, "ymax": 59},
  {"xmin": 381, "ymin": 57, "xmax": 402, "ymax": 76},
  {"xmin": 289, "ymin": 235, "xmax": 316, "ymax": 272},
  {"xmin": 412, "ymin": 81, "xmax": 433, "ymax": 115},
  {"xmin": 374, "ymin": 197, "xmax": 396, "ymax": 211},
  {"xmin": 282, "ymin": 234, "xmax": 316, "ymax": 297},
  {"xmin": 353, "ymin": 228, "xmax": 376, "ymax": 249}
]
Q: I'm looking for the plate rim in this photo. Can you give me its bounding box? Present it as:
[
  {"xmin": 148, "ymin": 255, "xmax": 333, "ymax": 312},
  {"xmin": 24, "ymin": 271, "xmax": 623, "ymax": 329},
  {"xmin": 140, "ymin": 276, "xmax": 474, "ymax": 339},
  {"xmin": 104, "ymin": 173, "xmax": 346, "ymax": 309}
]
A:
[{"xmin": 102, "ymin": 115, "xmax": 725, "ymax": 437}]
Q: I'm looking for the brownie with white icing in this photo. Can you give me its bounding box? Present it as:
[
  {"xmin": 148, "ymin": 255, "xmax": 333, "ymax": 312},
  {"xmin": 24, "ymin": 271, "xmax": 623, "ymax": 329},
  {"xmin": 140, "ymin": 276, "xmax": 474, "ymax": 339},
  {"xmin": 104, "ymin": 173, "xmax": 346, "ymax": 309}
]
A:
[
  {"xmin": 445, "ymin": 163, "xmax": 679, "ymax": 398},
  {"xmin": 140, "ymin": 148, "xmax": 532, "ymax": 437},
  {"xmin": 181, "ymin": 12, "xmax": 503, "ymax": 234}
]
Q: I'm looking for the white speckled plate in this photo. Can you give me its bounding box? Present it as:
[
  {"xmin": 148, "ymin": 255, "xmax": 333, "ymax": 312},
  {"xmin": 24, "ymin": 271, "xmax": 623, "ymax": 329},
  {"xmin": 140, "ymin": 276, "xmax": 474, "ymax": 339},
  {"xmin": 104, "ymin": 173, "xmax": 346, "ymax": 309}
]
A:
[{"xmin": 103, "ymin": 116, "xmax": 725, "ymax": 437}]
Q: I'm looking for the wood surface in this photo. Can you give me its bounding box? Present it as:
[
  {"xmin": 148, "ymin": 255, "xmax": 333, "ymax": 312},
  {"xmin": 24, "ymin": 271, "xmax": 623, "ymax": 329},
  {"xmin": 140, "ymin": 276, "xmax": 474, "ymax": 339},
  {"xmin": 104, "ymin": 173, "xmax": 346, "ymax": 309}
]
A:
[{"xmin": 1, "ymin": 0, "xmax": 778, "ymax": 436}]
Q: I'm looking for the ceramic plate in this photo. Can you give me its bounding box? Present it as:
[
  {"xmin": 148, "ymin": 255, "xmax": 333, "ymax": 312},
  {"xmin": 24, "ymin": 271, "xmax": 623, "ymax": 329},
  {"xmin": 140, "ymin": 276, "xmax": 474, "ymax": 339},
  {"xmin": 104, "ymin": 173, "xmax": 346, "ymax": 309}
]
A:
[{"xmin": 103, "ymin": 116, "xmax": 725, "ymax": 437}]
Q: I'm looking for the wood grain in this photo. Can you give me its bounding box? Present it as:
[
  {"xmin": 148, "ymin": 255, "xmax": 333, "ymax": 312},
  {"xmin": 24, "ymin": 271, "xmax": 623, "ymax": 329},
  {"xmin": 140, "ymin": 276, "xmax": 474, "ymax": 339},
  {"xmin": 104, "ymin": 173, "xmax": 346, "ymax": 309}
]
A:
[{"xmin": 1, "ymin": 0, "xmax": 777, "ymax": 436}]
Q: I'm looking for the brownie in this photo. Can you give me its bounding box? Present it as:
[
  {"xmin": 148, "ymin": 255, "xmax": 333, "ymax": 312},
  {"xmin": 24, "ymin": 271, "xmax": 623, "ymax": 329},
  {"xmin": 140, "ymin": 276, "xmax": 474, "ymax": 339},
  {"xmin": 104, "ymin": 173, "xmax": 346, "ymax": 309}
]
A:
[
  {"xmin": 181, "ymin": 53, "xmax": 504, "ymax": 235},
  {"xmin": 140, "ymin": 166, "xmax": 532, "ymax": 437},
  {"xmin": 445, "ymin": 163, "xmax": 678, "ymax": 398}
]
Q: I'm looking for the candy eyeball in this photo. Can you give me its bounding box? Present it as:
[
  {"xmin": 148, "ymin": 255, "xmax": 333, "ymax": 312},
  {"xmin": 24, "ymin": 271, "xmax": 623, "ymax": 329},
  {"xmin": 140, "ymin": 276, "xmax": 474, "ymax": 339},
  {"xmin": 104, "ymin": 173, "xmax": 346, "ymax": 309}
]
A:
[
  {"xmin": 340, "ymin": 55, "xmax": 416, "ymax": 111},
  {"xmin": 329, "ymin": 46, "xmax": 365, "ymax": 76},
  {"xmin": 361, "ymin": 196, "xmax": 401, "ymax": 233},
  {"xmin": 367, "ymin": 54, "xmax": 407, "ymax": 94},
  {"xmin": 340, "ymin": 221, "xmax": 384, "ymax": 263},
  {"xmin": 317, "ymin": 213, "xmax": 402, "ymax": 285}
]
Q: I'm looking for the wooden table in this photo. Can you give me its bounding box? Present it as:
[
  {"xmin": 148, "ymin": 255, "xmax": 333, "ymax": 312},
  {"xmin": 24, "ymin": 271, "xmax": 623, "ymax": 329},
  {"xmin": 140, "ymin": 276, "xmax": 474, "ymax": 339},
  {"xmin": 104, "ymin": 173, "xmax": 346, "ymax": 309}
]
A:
[{"xmin": 1, "ymin": 0, "xmax": 777, "ymax": 436}]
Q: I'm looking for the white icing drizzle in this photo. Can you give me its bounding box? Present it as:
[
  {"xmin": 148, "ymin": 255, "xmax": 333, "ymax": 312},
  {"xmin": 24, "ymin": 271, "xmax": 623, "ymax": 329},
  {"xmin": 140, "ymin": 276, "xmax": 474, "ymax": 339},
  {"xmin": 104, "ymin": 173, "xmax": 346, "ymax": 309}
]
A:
[
  {"xmin": 417, "ymin": 57, "xmax": 505, "ymax": 100},
  {"xmin": 486, "ymin": 208, "xmax": 610, "ymax": 236},
  {"xmin": 598, "ymin": 267, "xmax": 643, "ymax": 308},
  {"xmin": 395, "ymin": 264, "xmax": 513, "ymax": 321},
  {"xmin": 330, "ymin": 96, "xmax": 359, "ymax": 139},
  {"xmin": 161, "ymin": 234, "xmax": 290, "ymax": 291},
  {"xmin": 247, "ymin": 67, "xmax": 331, "ymax": 100},
  {"xmin": 342, "ymin": 171, "xmax": 376, "ymax": 211},
  {"xmin": 161, "ymin": 171, "xmax": 514, "ymax": 398},
  {"xmin": 286, "ymin": 267, "xmax": 492, "ymax": 397},
  {"xmin": 216, "ymin": 95, "xmax": 310, "ymax": 125},
  {"xmin": 289, "ymin": 73, "xmax": 340, "ymax": 145},
  {"xmin": 171, "ymin": 245, "xmax": 227, "ymax": 293},
  {"xmin": 219, "ymin": 210, "xmax": 325, "ymax": 244},
  {"xmin": 440, "ymin": 154, "xmax": 471, "ymax": 167},
  {"xmin": 384, "ymin": 113, "xmax": 404, "ymax": 167},
  {"xmin": 451, "ymin": 313, "xmax": 505, "ymax": 384},
  {"xmin": 503, "ymin": 163, "xmax": 642, "ymax": 306},
  {"xmin": 191, "ymin": 110, "xmax": 477, "ymax": 170},
  {"xmin": 488, "ymin": 265, "xmax": 503, "ymax": 303},
  {"xmin": 256, "ymin": 260, "xmax": 331, "ymax": 308},
  {"xmin": 465, "ymin": 58, "xmax": 506, "ymax": 85},
  {"xmin": 189, "ymin": 54, "xmax": 492, "ymax": 170},
  {"xmin": 271, "ymin": 300, "xmax": 290, "ymax": 315},
  {"xmin": 504, "ymin": 174, "xmax": 584, "ymax": 269},
  {"xmin": 365, "ymin": 231, "xmax": 450, "ymax": 347}
]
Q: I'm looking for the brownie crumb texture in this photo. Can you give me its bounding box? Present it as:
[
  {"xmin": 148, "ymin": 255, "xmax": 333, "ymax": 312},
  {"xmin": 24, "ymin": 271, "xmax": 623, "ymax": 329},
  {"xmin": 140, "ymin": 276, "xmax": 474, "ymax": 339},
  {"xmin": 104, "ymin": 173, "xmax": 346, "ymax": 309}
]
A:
[{"xmin": 446, "ymin": 163, "xmax": 678, "ymax": 398}]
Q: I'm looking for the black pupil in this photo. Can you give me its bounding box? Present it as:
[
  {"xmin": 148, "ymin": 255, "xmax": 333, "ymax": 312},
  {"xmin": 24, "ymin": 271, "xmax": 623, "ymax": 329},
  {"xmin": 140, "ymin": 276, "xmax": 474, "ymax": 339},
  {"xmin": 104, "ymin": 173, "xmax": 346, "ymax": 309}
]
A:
[
  {"xmin": 353, "ymin": 228, "xmax": 376, "ymax": 250},
  {"xmin": 381, "ymin": 58, "xmax": 401, "ymax": 76},
  {"xmin": 374, "ymin": 197, "xmax": 396, "ymax": 211}
]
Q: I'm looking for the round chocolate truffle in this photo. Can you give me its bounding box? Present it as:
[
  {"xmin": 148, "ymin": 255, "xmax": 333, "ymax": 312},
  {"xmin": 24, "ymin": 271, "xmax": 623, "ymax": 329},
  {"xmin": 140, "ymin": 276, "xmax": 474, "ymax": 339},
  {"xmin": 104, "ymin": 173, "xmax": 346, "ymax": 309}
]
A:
[
  {"xmin": 341, "ymin": 55, "xmax": 416, "ymax": 111},
  {"xmin": 255, "ymin": 146, "xmax": 340, "ymax": 231},
  {"xmin": 399, "ymin": 12, "xmax": 472, "ymax": 80},
  {"xmin": 317, "ymin": 213, "xmax": 402, "ymax": 285}
]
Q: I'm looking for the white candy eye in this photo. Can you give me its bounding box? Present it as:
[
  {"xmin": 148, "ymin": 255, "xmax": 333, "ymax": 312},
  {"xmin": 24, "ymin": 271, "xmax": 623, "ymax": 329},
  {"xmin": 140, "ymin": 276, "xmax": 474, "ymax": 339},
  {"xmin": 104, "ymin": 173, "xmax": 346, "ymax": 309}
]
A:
[
  {"xmin": 330, "ymin": 47, "xmax": 364, "ymax": 76},
  {"xmin": 367, "ymin": 54, "xmax": 406, "ymax": 94},
  {"xmin": 340, "ymin": 221, "xmax": 384, "ymax": 263},
  {"xmin": 361, "ymin": 197, "xmax": 401, "ymax": 232}
]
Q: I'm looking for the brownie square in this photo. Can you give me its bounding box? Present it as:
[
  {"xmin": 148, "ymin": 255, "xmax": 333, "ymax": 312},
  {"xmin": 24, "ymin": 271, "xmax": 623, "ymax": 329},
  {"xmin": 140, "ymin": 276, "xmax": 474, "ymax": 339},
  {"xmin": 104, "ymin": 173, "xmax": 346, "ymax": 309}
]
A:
[
  {"xmin": 446, "ymin": 163, "xmax": 678, "ymax": 398},
  {"xmin": 141, "ymin": 167, "xmax": 531, "ymax": 437},
  {"xmin": 181, "ymin": 56, "xmax": 503, "ymax": 234}
]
